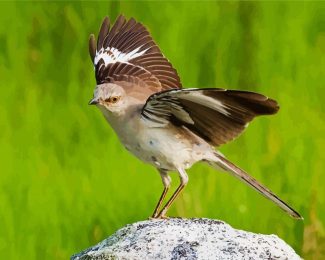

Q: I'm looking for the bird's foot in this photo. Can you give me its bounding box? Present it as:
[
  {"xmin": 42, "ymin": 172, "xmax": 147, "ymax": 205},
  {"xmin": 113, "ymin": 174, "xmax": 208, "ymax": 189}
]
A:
[
  {"xmin": 157, "ymin": 214, "xmax": 169, "ymax": 219},
  {"xmin": 156, "ymin": 211, "xmax": 169, "ymax": 219},
  {"xmin": 148, "ymin": 214, "xmax": 169, "ymax": 220},
  {"xmin": 149, "ymin": 212, "xmax": 159, "ymax": 220}
]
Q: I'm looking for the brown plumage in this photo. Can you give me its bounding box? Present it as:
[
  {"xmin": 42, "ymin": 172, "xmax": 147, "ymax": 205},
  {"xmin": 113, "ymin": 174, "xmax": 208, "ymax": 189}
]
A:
[
  {"xmin": 89, "ymin": 15, "xmax": 182, "ymax": 92},
  {"xmin": 142, "ymin": 88, "xmax": 279, "ymax": 146},
  {"xmin": 88, "ymin": 15, "xmax": 302, "ymax": 220}
]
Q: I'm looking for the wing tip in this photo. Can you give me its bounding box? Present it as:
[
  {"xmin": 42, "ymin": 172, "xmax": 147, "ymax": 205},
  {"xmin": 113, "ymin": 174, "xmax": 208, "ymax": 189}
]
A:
[
  {"xmin": 265, "ymin": 97, "xmax": 280, "ymax": 115},
  {"xmin": 116, "ymin": 13, "xmax": 126, "ymax": 21},
  {"xmin": 102, "ymin": 16, "xmax": 110, "ymax": 25},
  {"xmin": 89, "ymin": 34, "xmax": 96, "ymax": 62},
  {"xmin": 112, "ymin": 14, "xmax": 127, "ymax": 29},
  {"xmin": 97, "ymin": 16, "xmax": 110, "ymax": 49},
  {"xmin": 232, "ymin": 90, "xmax": 280, "ymax": 115},
  {"xmin": 233, "ymin": 91, "xmax": 280, "ymax": 115}
]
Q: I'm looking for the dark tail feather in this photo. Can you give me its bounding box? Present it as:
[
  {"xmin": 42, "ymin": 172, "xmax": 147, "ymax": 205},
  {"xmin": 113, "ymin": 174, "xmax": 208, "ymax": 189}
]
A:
[{"xmin": 208, "ymin": 153, "xmax": 302, "ymax": 219}]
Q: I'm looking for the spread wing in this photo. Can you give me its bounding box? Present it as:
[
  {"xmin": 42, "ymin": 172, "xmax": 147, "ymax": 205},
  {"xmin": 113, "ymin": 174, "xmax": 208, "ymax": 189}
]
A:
[
  {"xmin": 89, "ymin": 15, "xmax": 182, "ymax": 93},
  {"xmin": 142, "ymin": 88, "xmax": 279, "ymax": 146}
]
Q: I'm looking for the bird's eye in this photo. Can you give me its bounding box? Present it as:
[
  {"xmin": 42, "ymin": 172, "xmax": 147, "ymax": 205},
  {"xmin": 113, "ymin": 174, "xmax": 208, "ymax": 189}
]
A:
[{"xmin": 104, "ymin": 96, "xmax": 120, "ymax": 104}]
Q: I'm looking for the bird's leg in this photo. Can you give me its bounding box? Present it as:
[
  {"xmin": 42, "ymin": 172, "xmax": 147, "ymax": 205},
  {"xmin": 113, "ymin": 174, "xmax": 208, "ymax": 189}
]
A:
[
  {"xmin": 157, "ymin": 168, "xmax": 189, "ymax": 218},
  {"xmin": 151, "ymin": 170, "xmax": 171, "ymax": 218}
]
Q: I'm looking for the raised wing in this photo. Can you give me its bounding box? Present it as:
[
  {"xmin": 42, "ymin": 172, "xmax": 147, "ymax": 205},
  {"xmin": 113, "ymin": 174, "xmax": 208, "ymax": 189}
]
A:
[
  {"xmin": 89, "ymin": 15, "xmax": 182, "ymax": 92},
  {"xmin": 142, "ymin": 88, "xmax": 279, "ymax": 146}
]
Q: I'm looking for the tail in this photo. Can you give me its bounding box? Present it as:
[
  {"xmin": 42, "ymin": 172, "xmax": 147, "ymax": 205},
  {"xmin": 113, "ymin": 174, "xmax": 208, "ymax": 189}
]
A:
[{"xmin": 208, "ymin": 152, "xmax": 303, "ymax": 219}]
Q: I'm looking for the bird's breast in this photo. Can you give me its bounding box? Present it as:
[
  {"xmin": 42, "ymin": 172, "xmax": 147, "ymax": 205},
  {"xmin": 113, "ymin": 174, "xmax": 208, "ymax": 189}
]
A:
[{"xmin": 101, "ymin": 110, "xmax": 210, "ymax": 170}]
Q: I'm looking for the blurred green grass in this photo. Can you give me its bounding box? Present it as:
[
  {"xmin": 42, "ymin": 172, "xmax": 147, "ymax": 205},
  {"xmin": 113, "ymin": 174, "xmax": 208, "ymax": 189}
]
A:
[{"xmin": 0, "ymin": 1, "xmax": 324, "ymax": 259}]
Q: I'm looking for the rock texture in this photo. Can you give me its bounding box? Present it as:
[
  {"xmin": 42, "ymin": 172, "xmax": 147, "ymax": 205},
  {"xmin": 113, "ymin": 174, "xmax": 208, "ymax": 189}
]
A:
[{"xmin": 71, "ymin": 218, "xmax": 301, "ymax": 260}]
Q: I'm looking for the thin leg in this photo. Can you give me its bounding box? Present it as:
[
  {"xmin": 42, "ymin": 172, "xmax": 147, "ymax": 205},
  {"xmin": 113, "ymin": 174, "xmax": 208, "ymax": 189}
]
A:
[
  {"xmin": 151, "ymin": 170, "xmax": 171, "ymax": 218},
  {"xmin": 157, "ymin": 168, "xmax": 189, "ymax": 218}
]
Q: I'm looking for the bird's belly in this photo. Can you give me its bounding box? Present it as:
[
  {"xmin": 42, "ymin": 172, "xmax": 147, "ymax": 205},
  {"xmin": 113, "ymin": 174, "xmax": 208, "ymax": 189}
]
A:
[{"xmin": 122, "ymin": 127, "xmax": 198, "ymax": 171}]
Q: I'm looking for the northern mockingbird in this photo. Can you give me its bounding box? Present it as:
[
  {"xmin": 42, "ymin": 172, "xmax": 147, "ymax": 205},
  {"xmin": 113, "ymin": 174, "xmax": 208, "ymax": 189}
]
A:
[{"xmin": 88, "ymin": 15, "xmax": 302, "ymax": 219}]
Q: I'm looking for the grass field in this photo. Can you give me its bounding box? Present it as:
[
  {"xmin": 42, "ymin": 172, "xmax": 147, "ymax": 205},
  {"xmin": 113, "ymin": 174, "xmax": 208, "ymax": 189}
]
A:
[{"xmin": 0, "ymin": 1, "xmax": 324, "ymax": 259}]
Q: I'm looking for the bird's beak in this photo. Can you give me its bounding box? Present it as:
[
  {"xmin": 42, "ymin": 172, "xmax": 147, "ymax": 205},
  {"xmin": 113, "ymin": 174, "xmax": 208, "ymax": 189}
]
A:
[{"xmin": 88, "ymin": 98, "xmax": 99, "ymax": 105}]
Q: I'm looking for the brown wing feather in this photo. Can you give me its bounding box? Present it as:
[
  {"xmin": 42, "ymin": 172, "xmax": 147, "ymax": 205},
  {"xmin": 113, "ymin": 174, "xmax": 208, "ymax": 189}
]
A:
[
  {"xmin": 97, "ymin": 17, "xmax": 110, "ymax": 50},
  {"xmin": 89, "ymin": 15, "xmax": 182, "ymax": 92},
  {"xmin": 179, "ymin": 100, "xmax": 245, "ymax": 145},
  {"xmin": 178, "ymin": 89, "xmax": 279, "ymax": 146},
  {"xmin": 89, "ymin": 34, "xmax": 96, "ymax": 62},
  {"xmin": 143, "ymin": 88, "xmax": 279, "ymax": 146}
]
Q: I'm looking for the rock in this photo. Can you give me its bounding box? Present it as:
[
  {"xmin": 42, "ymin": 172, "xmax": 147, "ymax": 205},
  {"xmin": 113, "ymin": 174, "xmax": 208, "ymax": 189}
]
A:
[{"xmin": 71, "ymin": 218, "xmax": 301, "ymax": 260}]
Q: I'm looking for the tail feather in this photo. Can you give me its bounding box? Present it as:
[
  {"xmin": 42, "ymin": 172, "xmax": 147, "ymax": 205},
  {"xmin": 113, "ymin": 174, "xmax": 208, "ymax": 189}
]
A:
[{"xmin": 209, "ymin": 153, "xmax": 302, "ymax": 219}]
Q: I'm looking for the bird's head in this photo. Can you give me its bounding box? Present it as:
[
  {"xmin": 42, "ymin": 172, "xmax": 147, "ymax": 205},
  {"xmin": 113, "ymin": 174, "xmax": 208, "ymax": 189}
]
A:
[{"xmin": 89, "ymin": 83, "xmax": 128, "ymax": 116}]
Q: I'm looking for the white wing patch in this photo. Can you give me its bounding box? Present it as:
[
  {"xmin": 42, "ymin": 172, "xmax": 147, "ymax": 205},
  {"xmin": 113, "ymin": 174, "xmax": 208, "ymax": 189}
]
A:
[
  {"xmin": 176, "ymin": 91, "xmax": 230, "ymax": 116},
  {"xmin": 142, "ymin": 89, "xmax": 232, "ymax": 127},
  {"xmin": 94, "ymin": 46, "xmax": 148, "ymax": 66}
]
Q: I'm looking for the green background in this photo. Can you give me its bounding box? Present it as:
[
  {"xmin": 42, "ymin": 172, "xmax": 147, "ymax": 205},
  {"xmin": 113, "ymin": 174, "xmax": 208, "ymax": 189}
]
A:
[{"xmin": 0, "ymin": 1, "xmax": 324, "ymax": 259}]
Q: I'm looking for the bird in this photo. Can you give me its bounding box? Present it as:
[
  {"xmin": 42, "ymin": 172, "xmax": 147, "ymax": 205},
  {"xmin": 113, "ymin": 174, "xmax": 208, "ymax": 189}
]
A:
[{"xmin": 88, "ymin": 15, "xmax": 302, "ymax": 219}]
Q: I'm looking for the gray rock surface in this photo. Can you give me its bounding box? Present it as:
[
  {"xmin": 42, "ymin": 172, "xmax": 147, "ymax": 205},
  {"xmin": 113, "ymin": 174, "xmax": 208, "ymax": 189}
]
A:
[{"xmin": 71, "ymin": 218, "xmax": 301, "ymax": 260}]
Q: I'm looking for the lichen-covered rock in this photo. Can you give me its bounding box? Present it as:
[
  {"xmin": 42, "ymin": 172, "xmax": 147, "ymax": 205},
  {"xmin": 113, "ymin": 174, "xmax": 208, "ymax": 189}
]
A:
[{"xmin": 71, "ymin": 218, "xmax": 301, "ymax": 260}]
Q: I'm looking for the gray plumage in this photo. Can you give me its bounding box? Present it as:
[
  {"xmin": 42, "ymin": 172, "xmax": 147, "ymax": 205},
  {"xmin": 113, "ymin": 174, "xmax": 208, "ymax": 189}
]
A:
[{"xmin": 88, "ymin": 15, "xmax": 302, "ymax": 219}]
